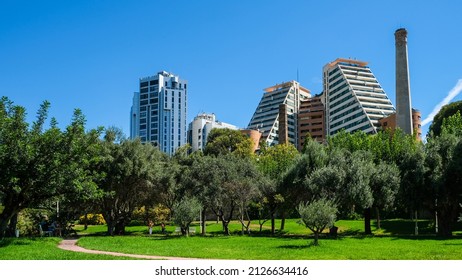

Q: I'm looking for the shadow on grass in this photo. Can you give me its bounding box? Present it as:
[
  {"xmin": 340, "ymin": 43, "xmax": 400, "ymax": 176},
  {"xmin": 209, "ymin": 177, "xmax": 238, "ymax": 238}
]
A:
[
  {"xmin": 277, "ymin": 244, "xmax": 312, "ymax": 250},
  {"xmin": 0, "ymin": 238, "xmax": 14, "ymax": 247},
  {"xmin": 0, "ymin": 237, "xmax": 49, "ymax": 247}
]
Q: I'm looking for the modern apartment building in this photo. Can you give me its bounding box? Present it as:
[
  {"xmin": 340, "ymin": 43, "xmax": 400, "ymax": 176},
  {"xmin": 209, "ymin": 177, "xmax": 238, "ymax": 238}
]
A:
[
  {"xmin": 188, "ymin": 113, "xmax": 239, "ymax": 152},
  {"xmin": 248, "ymin": 81, "xmax": 310, "ymax": 147},
  {"xmin": 378, "ymin": 108, "xmax": 422, "ymax": 139},
  {"xmin": 130, "ymin": 71, "xmax": 187, "ymax": 155},
  {"xmin": 298, "ymin": 93, "xmax": 325, "ymax": 149},
  {"xmin": 323, "ymin": 58, "xmax": 395, "ymax": 136}
]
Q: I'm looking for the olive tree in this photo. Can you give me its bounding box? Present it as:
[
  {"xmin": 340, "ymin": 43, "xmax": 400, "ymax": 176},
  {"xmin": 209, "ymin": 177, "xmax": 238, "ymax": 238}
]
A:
[
  {"xmin": 172, "ymin": 196, "xmax": 201, "ymax": 236},
  {"xmin": 298, "ymin": 198, "xmax": 337, "ymax": 246}
]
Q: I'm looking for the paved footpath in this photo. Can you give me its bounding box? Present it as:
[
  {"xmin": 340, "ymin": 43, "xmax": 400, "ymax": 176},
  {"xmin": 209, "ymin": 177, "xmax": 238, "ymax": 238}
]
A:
[{"xmin": 58, "ymin": 238, "xmax": 198, "ymax": 260}]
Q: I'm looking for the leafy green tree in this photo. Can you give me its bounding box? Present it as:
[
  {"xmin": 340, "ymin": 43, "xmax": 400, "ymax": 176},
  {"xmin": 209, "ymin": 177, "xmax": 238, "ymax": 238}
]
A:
[
  {"xmin": 424, "ymin": 112, "xmax": 462, "ymax": 237},
  {"xmin": 204, "ymin": 128, "xmax": 253, "ymax": 158},
  {"xmin": 96, "ymin": 129, "xmax": 164, "ymax": 235},
  {"xmin": 172, "ymin": 196, "xmax": 202, "ymax": 236},
  {"xmin": 298, "ymin": 198, "xmax": 338, "ymax": 246},
  {"xmin": 256, "ymin": 143, "xmax": 299, "ymax": 232},
  {"xmin": 327, "ymin": 130, "xmax": 371, "ymax": 153},
  {"xmin": 428, "ymin": 100, "xmax": 462, "ymax": 137},
  {"xmin": 369, "ymin": 161, "xmax": 400, "ymax": 229},
  {"xmin": 0, "ymin": 97, "xmax": 102, "ymax": 237},
  {"xmin": 185, "ymin": 154, "xmax": 260, "ymax": 235}
]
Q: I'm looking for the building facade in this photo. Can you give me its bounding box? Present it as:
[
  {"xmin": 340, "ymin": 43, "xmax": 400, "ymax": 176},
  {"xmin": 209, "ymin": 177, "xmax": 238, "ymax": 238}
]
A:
[
  {"xmin": 298, "ymin": 93, "xmax": 325, "ymax": 150},
  {"xmin": 378, "ymin": 108, "xmax": 422, "ymax": 139},
  {"xmin": 188, "ymin": 113, "xmax": 239, "ymax": 152},
  {"xmin": 323, "ymin": 58, "xmax": 395, "ymax": 136},
  {"xmin": 130, "ymin": 71, "xmax": 187, "ymax": 155},
  {"xmin": 247, "ymin": 81, "xmax": 310, "ymax": 147}
]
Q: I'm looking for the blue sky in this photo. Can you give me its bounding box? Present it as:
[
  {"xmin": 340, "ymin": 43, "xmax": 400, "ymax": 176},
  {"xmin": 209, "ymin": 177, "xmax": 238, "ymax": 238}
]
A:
[{"xmin": 1, "ymin": 0, "xmax": 461, "ymax": 138}]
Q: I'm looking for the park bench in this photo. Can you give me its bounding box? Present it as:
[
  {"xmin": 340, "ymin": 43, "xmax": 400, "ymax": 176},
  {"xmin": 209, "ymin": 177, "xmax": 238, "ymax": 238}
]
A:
[
  {"xmin": 174, "ymin": 227, "xmax": 196, "ymax": 235},
  {"xmin": 38, "ymin": 224, "xmax": 53, "ymax": 237}
]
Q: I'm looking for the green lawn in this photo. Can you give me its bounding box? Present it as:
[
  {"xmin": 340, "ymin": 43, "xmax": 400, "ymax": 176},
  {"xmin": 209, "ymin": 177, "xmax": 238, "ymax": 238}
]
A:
[
  {"xmin": 76, "ymin": 234, "xmax": 462, "ymax": 260},
  {"xmin": 0, "ymin": 237, "xmax": 134, "ymax": 260},
  {"xmin": 73, "ymin": 219, "xmax": 462, "ymax": 260},
  {"xmin": 2, "ymin": 219, "xmax": 462, "ymax": 260}
]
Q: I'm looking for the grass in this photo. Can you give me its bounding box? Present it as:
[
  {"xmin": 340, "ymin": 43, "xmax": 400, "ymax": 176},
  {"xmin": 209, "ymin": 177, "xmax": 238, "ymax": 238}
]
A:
[
  {"xmin": 0, "ymin": 237, "xmax": 134, "ymax": 260},
  {"xmin": 73, "ymin": 219, "xmax": 462, "ymax": 260},
  {"xmin": 76, "ymin": 234, "xmax": 462, "ymax": 260},
  {"xmin": 2, "ymin": 218, "xmax": 462, "ymax": 260}
]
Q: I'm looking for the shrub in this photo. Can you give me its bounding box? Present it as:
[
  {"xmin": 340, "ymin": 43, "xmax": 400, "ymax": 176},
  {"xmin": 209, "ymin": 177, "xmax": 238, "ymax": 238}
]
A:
[
  {"xmin": 132, "ymin": 204, "xmax": 170, "ymax": 224},
  {"xmin": 78, "ymin": 214, "xmax": 106, "ymax": 225},
  {"xmin": 17, "ymin": 208, "xmax": 52, "ymax": 236},
  {"xmin": 298, "ymin": 198, "xmax": 337, "ymax": 246}
]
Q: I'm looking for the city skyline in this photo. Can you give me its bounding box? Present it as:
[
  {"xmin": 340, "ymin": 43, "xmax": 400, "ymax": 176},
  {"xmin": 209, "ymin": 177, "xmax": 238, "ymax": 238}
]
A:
[{"xmin": 1, "ymin": 1, "xmax": 462, "ymax": 139}]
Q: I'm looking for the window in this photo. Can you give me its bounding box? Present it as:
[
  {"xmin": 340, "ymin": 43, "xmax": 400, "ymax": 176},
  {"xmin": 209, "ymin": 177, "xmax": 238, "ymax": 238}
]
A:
[
  {"xmin": 150, "ymin": 80, "xmax": 158, "ymax": 86},
  {"xmin": 140, "ymin": 81, "xmax": 149, "ymax": 87}
]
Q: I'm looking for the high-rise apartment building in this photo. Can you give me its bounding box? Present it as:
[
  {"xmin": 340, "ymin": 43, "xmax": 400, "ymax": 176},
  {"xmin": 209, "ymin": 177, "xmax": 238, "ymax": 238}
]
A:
[
  {"xmin": 130, "ymin": 71, "xmax": 187, "ymax": 155},
  {"xmin": 188, "ymin": 113, "xmax": 239, "ymax": 152},
  {"xmin": 298, "ymin": 93, "xmax": 325, "ymax": 149},
  {"xmin": 248, "ymin": 81, "xmax": 310, "ymax": 147},
  {"xmin": 323, "ymin": 58, "xmax": 395, "ymax": 136}
]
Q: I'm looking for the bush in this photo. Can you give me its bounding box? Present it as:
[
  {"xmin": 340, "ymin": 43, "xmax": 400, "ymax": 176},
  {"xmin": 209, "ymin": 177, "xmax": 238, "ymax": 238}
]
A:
[
  {"xmin": 78, "ymin": 214, "xmax": 106, "ymax": 225},
  {"xmin": 17, "ymin": 208, "xmax": 52, "ymax": 236},
  {"xmin": 132, "ymin": 204, "xmax": 170, "ymax": 224}
]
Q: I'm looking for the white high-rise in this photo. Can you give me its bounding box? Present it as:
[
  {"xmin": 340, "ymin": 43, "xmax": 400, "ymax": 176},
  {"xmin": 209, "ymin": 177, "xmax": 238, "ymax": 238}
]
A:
[
  {"xmin": 248, "ymin": 81, "xmax": 310, "ymax": 147},
  {"xmin": 188, "ymin": 113, "xmax": 239, "ymax": 152},
  {"xmin": 323, "ymin": 58, "xmax": 395, "ymax": 136},
  {"xmin": 130, "ymin": 71, "xmax": 187, "ymax": 155}
]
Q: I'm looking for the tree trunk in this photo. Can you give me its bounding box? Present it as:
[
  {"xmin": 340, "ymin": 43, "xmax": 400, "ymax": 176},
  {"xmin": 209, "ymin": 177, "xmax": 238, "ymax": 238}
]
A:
[
  {"xmin": 201, "ymin": 209, "xmax": 206, "ymax": 236},
  {"xmin": 313, "ymin": 231, "xmax": 319, "ymax": 246},
  {"xmin": 0, "ymin": 205, "xmax": 19, "ymax": 238},
  {"xmin": 364, "ymin": 208, "xmax": 372, "ymax": 234},
  {"xmin": 7, "ymin": 213, "xmax": 18, "ymax": 237},
  {"xmin": 114, "ymin": 220, "xmax": 125, "ymax": 235},
  {"xmin": 414, "ymin": 210, "xmax": 419, "ymax": 236},
  {"xmin": 222, "ymin": 220, "xmax": 230, "ymax": 235},
  {"xmin": 84, "ymin": 213, "xmax": 88, "ymax": 230},
  {"xmin": 375, "ymin": 207, "xmax": 381, "ymax": 229},
  {"xmin": 103, "ymin": 212, "xmax": 116, "ymax": 236},
  {"xmin": 280, "ymin": 210, "xmax": 286, "ymax": 231},
  {"xmin": 271, "ymin": 212, "xmax": 275, "ymax": 235},
  {"xmin": 437, "ymin": 208, "xmax": 454, "ymax": 238}
]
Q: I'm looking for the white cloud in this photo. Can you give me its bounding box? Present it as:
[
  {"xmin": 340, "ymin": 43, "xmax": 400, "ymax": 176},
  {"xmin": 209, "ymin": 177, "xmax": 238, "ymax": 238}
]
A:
[{"xmin": 421, "ymin": 79, "xmax": 462, "ymax": 126}]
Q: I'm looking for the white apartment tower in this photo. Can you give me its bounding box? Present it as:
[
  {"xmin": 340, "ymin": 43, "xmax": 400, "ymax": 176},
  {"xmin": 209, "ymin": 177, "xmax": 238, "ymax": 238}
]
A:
[
  {"xmin": 248, "ymin": 81, "xmax": 310, "ymax": 147},
  {"xmin": 130, "ymin": 71, "xmax": 187, "ymax": 155},
  {"xmin": 323, "ymin": 58, "xmax": 395, "ymax": 136},
  {"xmin": 188, "ymin": 113, "xmax": 239, "ymax": 152}
]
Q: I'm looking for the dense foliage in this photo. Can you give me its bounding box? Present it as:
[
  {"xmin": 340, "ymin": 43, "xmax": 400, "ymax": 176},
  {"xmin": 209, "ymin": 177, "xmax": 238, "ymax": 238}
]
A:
[{"xmin": 2, "ymin": 97, "xmax": 462, "ymax": 239}]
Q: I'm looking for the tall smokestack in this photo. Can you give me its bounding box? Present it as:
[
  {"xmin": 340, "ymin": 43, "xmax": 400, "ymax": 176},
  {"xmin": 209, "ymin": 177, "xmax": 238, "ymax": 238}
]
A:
[{"xmin": 395, "ymin": 28, "xmax": 413, "ymax": 135}]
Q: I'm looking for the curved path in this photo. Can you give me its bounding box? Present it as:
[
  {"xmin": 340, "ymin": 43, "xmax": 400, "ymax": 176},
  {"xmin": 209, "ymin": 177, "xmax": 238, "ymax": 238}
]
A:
[{"xmin": 58, "ymin": 238, "xmax": 198, "ymax": 260}]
